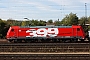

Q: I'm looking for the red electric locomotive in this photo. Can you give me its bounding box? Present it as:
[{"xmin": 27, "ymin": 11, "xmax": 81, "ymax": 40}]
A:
[{"xmin": 6, "ymin": 25, "xmax": 86, "ymax": 43}]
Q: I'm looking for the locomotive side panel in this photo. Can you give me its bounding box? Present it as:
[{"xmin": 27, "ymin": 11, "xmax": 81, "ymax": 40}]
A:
[
  {"xmin": 72, "ymin": 26, "xmax": 85, "ymax": 39},
  {"xmin": 18, "ymin": 28, "xmax": 31, "ymax": 39},
  {"xmin": 6, "ymin": 26, "xmax": 19, "ymax": 42},
  {"xmin": 19, "ymin": 28, "xmax": 59, "ymax": 38},
  {"xmin": 58, "ymin": 28, "xmax": 73, "ymax": 38},
  {"xmin": 17, "ymin": 27, "xmax": 59, "ymax": 42}
]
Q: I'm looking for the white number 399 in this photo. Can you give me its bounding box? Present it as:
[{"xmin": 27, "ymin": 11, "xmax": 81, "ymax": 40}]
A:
[{"xmin": 26, "ymin": 28, "xmax": 58, "ymax": 37}]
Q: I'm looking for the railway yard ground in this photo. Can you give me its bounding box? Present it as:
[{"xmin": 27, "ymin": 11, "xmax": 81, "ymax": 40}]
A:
[
  {"xmin": 0, "ymin": 39, "xmax": 8, "ymax": 43},
  {"xmin": 0, "ymin": 39, "xmax": 90, "ymax": 60}
]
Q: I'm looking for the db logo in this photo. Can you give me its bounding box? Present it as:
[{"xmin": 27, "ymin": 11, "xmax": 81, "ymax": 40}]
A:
[{"xmin": 26, "ymin": 28, "xmax": 58, "ymax": 37}]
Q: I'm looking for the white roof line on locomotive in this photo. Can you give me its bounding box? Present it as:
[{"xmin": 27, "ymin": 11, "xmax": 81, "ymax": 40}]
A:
[{"xmin": 20, "ymin": 26, "xmax": 72, "ymax": 28}]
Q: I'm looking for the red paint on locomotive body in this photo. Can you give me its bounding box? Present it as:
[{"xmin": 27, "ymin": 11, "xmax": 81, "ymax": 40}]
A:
[{"xmin": 6, "ymin": 25, "xmax": 86, "ymax": 42}]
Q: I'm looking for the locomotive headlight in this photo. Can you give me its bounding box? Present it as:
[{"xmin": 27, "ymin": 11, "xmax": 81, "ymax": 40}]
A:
[{"xmin": 82, "ymin": 38, "xmax": 85, "ymax": 39}]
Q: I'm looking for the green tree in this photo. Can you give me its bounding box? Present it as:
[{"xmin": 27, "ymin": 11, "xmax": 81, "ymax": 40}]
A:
[
  {"xmin": 7, "ymin": 19, "xmax": 22, "ymax": 26},
  {"xmin": 38, "ymin": 20, "xmax": 46, "ymax": 26},
  {"xmin": 54, "ymin": 19, "xmax": 62, "ymax": 26},
  {"xmin": 78, "ymin": 17, "xmax": 87, "ymax": 26},
  {"xmin": 61, "ymin": 13, "xmax": 78, "ymax": 26},
  {"xmin": 47, "ymin": 19, "xmax": 53, "ymax": 23},
  {"xmin": 79, "ymin": 16, "xmax": 90, "ymax": 33},
  {"xmin": 87, "ymin": 16, "xmax": 90, "ymax": 24},
  {"xmin": 87, "ymin": 16, "xmax": 90, "ymax": 30},
  {"xmin": 34, "ymin": 20, "xmax": 39, "ymax": 26},
  {"xmin": 7, "ymin": 18, "xmax": 15, "ymax": 26},
  {"xmin": 21, "ymin": 21, "xmax": 26, "ymax": 26},
  {"xmin": 0, "ymin": 19, "xmax": 10, "ymax": 38}
]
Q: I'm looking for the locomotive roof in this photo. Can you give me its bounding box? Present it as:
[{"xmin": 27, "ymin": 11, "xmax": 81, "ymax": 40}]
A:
[{"xmin": 20, "ymin": 26, "xmax": 72, "ymax": 28}]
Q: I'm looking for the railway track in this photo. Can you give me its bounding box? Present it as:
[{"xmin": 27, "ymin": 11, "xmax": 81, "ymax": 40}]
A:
[
  {"xmin": 0, "ymin": 39, "xmax": 89, "ymax": 43},
  {"xmin": 0, "ymin": 40, "xmax": 89, "ymax": 60},
  {"xmin": 0, "ymin": 54, "xmax": 89, "ymax": 60},
  {"xmin": 0, "ymin": 43, "xmax": 89, "ymax": 53}
]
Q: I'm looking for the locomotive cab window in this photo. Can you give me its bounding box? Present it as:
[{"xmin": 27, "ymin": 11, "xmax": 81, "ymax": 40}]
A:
[
  {"xmin": 77, "ymin": 28, "xmax": 80, "ymax": 31},
  {"xmin": 11, "ymin": 29, "xmax": 14, "ymax": 32}
]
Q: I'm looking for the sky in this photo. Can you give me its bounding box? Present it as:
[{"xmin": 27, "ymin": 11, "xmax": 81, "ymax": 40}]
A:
[{"xmin": 0, "ymin": 0, "xmax": 90, "ymax": 21}]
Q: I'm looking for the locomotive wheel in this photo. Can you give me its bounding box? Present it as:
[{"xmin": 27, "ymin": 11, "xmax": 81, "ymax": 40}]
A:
[
  {"xmin": 9, "ymin": 40, "xmax": 13, "ymax": 43},
  {"xmin": 60, "ymin": 40, "xmax": 65, "ymax": 43},
  {"xmin": 70, "ymin": 39, "xmax": 77, "ymax": 43},
  {"xmin": 49, "ymin": 39, "xmax": 54, "ymax": 42},
  {"xmin": 24, "ymin": 40, "xmax": 27, "ymax": 43},
  {"xmin": 38, "ymin": 39, "xmax": 42, "ymax": 42},
  {"xmin": 14, "ymin": 39, "xmax": 18, "ymax": 43},
  {"xmin": 14, "ymin": 39, "xmax": 22, "ymax": 43},
  {"xmin": 59, "ymin": 39, "xmax": 63, "ymax": 42},
  {"xmin": 27, "ymin": 40, "xmax": 31, "ymax": 43},
  {"xmin": 53, "ymin": 39, "xmax": 58, "ymax": 42},
  {"xmin": 18, "ymin": 40, "xmax": 22, "ymax": 43},
  {"xmin": 81, "ymin": 39, "xmax": 84, "ymax": 42},
  {"xmin": 65, "ymin": 39, "xmax": 70, "ymax": 43}
]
